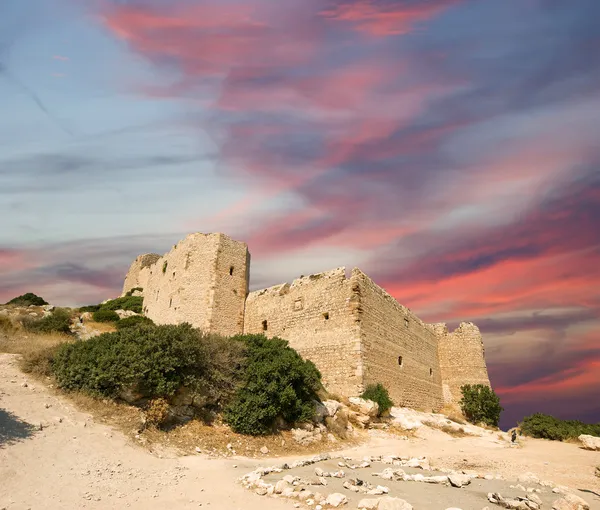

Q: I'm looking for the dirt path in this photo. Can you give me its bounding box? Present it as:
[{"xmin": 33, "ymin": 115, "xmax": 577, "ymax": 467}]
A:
[{"xmin": 1, "ymin": 353, "xmax": 599, "ymax": 510}]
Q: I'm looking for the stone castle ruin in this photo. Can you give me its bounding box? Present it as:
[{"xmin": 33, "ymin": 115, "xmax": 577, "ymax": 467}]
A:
[{"xmin": 122, "ymin": 233, "xmax": 491, "ymax": 412}]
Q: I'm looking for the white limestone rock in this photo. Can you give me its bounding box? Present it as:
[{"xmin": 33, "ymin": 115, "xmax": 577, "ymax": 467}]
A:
[
  {"xmin": 578, "ymin": 434, "xmax": 600, "ymax": 451},
  {"xmin": 552, "ymin": 493, "xmax": 590, "ymax": 510},
  {"xmin": 325, "ymin": 493, "xmax": 348, "ymax": 507},
  {"xmin": 349, "ymin": 397, "xmax": 379, "ymax": 417}
]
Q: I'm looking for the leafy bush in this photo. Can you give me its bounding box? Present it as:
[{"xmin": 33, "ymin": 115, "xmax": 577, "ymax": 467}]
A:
[
  {"xmin": 51, "ymin": 324, "xmax": 245, "ymax": 407},
  {"xmin": 115, "ymin": 315, "xmax": 154, "ymax": 330},
  {"xmin": 459, "ymin": 384, "xmax": 503, "ymax": 427},
  {"xmin": 7, "ymin": 293, "xmax": 48, "ymax": 306},
  {"xmin": 125, "ymin": 287, "xmax": 143, "ymax": 297},
  {"xmin": 79, "ymin": 304, "xmax": 101, "ymax": 313},
  {"xmin": 520, "ymin": 413, "xmax": 600, "ymax": 441},
  {"xmin": 224, "ymin": 334, "xmax": 322, "ymax": 436},
  {"xmin": 92, "ymin": 309, "xmax": 120, "ymax": 323},
  {"xmin": 100, "ymin": 296, "xmax": 143, "ymax": 314},
  {"xmin": 21, "ymin": 308, "xmax": 73, "ymax": 335},
  {"xmin": 361, "ymin": 383, "xmax": 394, "ymax": 416}
]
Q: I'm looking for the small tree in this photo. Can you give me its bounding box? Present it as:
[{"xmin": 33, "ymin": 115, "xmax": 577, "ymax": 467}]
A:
[
  {"xmin": 459, "ymin": 384, "xmax": 503, "ymax": 427},
  {"xmin": 224, "ymin": 334, "xmax": 323, "ymax": 435},
  {"xmin": 361, "ymin": 383, "xmax": 394, "ymax": 416}
]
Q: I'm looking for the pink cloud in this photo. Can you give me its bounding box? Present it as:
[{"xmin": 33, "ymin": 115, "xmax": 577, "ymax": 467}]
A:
[
  {"xmin": 52, "ymin": 55, "xmax": 69, "ymax": 61},
  {"xmin": 321, "ymin": 0, "xmax": 462, "ymax": 36}
]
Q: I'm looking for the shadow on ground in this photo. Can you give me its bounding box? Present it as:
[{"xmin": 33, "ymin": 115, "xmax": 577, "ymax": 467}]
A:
[{"xmin": 0, "ymin": 407, "xmax": 36, "ymax": 448}]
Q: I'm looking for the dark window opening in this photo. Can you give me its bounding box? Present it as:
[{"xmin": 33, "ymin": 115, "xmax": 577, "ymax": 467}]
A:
[
  {"xmin": 169, "ymin": 298, "xmax": 172, "ymax": 308},
  {"xmin": 229, "ymin": 266, "xmax": 234, "ymax": 275},
  {"xmin": 398, "ymin": 356, "xmax": 403, "ymax": 367},
  {"xmin": 404, "ymin": 318, "xmax": 409, "ymax": 328},
  {"xmin": 429, "ymin": 368, "xmax": 433, "ymax": 377},
  {"xmin": 172, "ymin": 271, "xmax": 176, "ymax": 278},
  {"xmin": 233, "ymin": 289, "xmax": 238, "ymax": 295},
  {"xmin": 323, "ymin": 312, "xmax": 329, "ymax": 320},
  {"xmin": 262, "ymin": 320, "xmax": 268, "ymax": 331}
]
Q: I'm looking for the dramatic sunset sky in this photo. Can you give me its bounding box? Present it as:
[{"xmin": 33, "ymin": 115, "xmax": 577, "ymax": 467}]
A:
[{"xmin": 1, "ymin": 0, "xmax": 598, "ymax": 428}]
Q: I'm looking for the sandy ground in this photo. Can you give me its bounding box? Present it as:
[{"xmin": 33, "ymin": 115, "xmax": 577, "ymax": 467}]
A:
[{"xmin": 1, "ymin": 352, "xmax": 599, "ymax": 510}]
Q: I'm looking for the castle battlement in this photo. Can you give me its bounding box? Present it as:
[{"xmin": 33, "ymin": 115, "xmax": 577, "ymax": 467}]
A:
[{"xmin": 122, "ymin": 232, "xmax": 491, "ymax": 412}]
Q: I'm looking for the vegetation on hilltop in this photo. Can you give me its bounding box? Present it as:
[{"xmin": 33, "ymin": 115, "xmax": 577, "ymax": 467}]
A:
[
  {"xmin": 78, "ymin": 296, "xmax": 144, "ymax": 315},
  {"xmin": 520, "ymin": 413, "xmax": 600, "ymax": 441},
  {"xmin": 6, "ymin": 292, "xmax": 48, "ymax": 307}
]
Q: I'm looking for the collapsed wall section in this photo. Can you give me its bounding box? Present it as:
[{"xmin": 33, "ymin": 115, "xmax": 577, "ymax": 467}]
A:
[
  {"xmin": 434, "ymin": 322, "xmax": 491, "ymax": 406},
  {"xmin": 122, "ymin": 253, "xmax": 161, "ymax": 296},
  {"xmin": 243, "ymin": 268, "xmax": 363, "ymax": 397},
  {"xmin": 142, "ymin": 233, "xmax": 249, "ymax": 335},
  {"xmin": 353, "ymin": 269, "xmax": 444, "ymax": 412}
]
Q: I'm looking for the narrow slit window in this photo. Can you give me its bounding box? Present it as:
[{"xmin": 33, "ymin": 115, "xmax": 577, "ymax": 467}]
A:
[
  {"xmin": 398, "ymin": 356, "xmax": 403, "ymax": 367},
  {"xmin": 404, "ymin": 318, "xmax": 409, "ymax": 328},
  {"xmin": 429, "ymin": 368, "xmax": 433, "ymax": 377},
  {"xmin": 169, "ymin": 298, "xmax": 172, "ymax": 308},
  {"xmin": 262, "ymin": 320, "xmax": 268, "ymax": 331},
  {"xmin": 229, "ymin": 266, "xmax": 234, "ymax": 275}
]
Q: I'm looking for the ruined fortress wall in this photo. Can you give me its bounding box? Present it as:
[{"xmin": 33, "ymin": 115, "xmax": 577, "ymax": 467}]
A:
[
  {"xmin": 122, "ymin": 254, "xmax": 161, "ymax": 296},
  {"xmin": 243, "ymin": 268, "xmax": 364, "ymax": 397},
  {"xmin": 435, "ymin": 322, "xmax": 491, "ymax": 405},
  {"xmin": 353, "ymin": 269, "xmax": 444, "ymax": 412},
  {"xmin": 142, "ymin": 233, "xmax": 249, "ymax": 334}
]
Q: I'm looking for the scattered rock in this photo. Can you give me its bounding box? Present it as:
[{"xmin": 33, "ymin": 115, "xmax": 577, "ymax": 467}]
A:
[
  {"xmin": 552, "ymin": 493, "xmax": 590, "ymax": 510},
  {"xmin": 377, "ymin": 496, "xmax": 413, "ymax": 510},
  {"xmin": 357, "ymin": 499, "xmax": 380, "ymax": 510},
  {"xmin": 260, "ymin": 446, "xmax": 269, "ymax": 455},
  {"xmin": 349, "ymin": 397, "xmax": 379, "ymax": 417},
  {"xmin": 448, "ymin": 474, "xmax": 471, "ymax": 488},
  {"xmin": 578, "ymin": 434, "xmax": 600, "ymax": 451},
  {"xmin": 325, "ymin": 493, "xmax": 348, "ymax": 507}
]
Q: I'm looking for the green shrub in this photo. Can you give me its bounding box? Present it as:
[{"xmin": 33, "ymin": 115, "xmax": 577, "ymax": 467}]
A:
[
  {"xmin": 51, "ymin": 324, "xmax": 245, "ymax": 407},
  {"xmin": 7, "ymin": 292, "xmax": 48, "ymax": 306},
  {"xmin": 459, "ymin": 384, "xmax": 503, "ymax": 427},
  {"xmin": 520, "ymin": 413, "xmax": 600, "ymax": 441},
  {"xmin": 100, "ymin": 296, "xmax": 143, "ymax": 314},
  {"xmin": 125, "ymin": 287, "xmax": 143, "ymax": 297},
  {"xmin": 115, "ymin": 315, "xmax": 154, "ymax": 330},
  {"xmin": 92, "ymin": 309, "xmax": 120, "ymax": 323},
  {"xmin": 224, "ymin": 334, "xmax": 322, "ymax": 436},
  {"xmin": 361, "ymin": 383, "xmax": 394, "ymax": 416},
  {"xmin": 21, "ymin": 308, "xmax": 72, "ymax": 334},
  {"xmin": 78, "ymin": 304, "xmax": 101, "ymax": 313},
  {"xmin": 162, "ymin": 261, "xmax": 168, "ymax": 274}
]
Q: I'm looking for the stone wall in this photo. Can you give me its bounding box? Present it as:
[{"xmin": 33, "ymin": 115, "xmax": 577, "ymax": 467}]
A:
[
  {"xmin": 353, "ymin": 269, "xmax": 444, "ymax": 412},
  {"xmin": 243, "ymin": 268, "xmax": 364, "ymax": 397},
  {"xmin": 142, "ymin": 233, "xmax": 249, "ymax": 335},
  {"xmin": 435, "ymin": 322, "xmax": 491, "ymax": 405},
  {"xmin": 121, "ymin": 253, "xmax": 161, "ymax": 296}
]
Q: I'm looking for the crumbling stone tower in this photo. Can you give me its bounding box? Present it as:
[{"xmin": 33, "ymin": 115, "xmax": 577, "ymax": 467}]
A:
[{"xmin": 122, "ymin": 233, "xmax": 250, "ymax": 336}]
